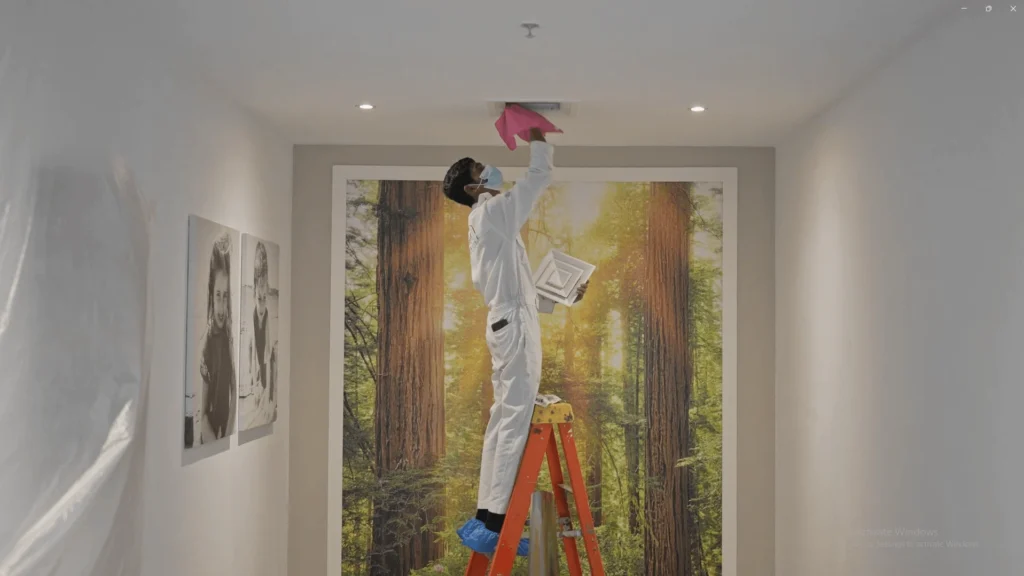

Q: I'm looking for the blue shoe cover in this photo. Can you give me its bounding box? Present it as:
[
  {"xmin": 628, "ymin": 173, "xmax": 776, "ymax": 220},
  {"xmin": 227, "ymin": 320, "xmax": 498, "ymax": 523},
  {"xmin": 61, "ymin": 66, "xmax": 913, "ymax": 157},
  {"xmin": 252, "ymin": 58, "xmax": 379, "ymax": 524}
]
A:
[
  {"xmin": 457, "ymin": 518, "xmax": 484, "ymax": 542},
  {"xmin": 457, "ymin": 518, "xmax": 530, "ymax": 557},
  {"xmin": 458, "ymin": 519, "xmax": 498, "ymax": 554}
]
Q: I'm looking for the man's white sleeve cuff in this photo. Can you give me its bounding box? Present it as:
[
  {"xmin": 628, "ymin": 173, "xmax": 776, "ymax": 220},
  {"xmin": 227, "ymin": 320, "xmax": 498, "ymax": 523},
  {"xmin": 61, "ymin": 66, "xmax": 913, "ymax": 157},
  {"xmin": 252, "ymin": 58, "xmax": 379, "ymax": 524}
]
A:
[{"xmin": 530, "ymin": 140, "xmax": 554, "ymax": 159}]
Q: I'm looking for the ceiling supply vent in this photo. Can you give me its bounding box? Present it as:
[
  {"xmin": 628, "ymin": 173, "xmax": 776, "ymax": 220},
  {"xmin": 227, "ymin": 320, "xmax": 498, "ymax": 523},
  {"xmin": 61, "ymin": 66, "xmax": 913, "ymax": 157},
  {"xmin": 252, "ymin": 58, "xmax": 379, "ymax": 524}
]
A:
[
  {"xmin": 517, "ymin": 102, "xmax": 561, "ymax": 112},
  {"xmin": 486, "ymin": 101, "xmax": 578, "ymax": 118}
]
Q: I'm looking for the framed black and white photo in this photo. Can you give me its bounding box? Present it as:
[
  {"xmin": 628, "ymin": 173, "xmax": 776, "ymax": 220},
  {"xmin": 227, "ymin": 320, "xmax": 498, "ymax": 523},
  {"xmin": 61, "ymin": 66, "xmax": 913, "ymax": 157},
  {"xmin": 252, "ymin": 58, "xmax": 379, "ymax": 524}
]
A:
[
  {"xmin": 238, "ymin": 233, "xmax": 280, "ymax": 431},
  {"xmin": 184, "ymin": 215, "xmax": 239, "ymax": 448}
]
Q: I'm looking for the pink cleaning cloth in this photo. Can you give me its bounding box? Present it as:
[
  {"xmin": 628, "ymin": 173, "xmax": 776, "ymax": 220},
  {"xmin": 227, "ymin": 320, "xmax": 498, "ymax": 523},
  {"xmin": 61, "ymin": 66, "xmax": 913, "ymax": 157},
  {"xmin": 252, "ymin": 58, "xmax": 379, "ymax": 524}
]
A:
[{"xmin": 494, "ymin": 104, "xmax": 563, "ymax": 150}]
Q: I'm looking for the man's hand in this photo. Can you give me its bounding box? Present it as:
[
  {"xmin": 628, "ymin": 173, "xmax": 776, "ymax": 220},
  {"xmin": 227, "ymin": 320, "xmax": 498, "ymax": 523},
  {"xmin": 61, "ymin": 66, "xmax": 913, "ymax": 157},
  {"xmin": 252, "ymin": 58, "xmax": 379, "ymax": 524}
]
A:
[
  {"xmin": 528, "ymin": 127, "xmax": 546, "ymax": 142},
  {"xmin": 574, "ymin": 281, "xmax": 590, "ymax": 303}
]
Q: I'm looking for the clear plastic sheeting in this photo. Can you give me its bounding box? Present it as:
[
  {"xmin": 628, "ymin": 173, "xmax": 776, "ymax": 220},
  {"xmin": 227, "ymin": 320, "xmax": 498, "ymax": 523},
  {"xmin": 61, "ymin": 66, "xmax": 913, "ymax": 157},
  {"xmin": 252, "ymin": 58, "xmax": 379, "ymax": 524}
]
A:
[{"xmin": 0, "ymin": 2, "xmax": 152, "ymax": 574}]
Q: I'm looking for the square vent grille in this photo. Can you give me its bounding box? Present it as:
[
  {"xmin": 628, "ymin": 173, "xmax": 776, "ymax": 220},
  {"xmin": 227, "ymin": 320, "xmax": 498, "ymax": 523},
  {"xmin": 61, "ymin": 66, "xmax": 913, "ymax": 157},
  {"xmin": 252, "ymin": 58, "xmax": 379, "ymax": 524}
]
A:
[{"xmin": 532, "ymin": 250, "xmax": 595, "ymax": 306}]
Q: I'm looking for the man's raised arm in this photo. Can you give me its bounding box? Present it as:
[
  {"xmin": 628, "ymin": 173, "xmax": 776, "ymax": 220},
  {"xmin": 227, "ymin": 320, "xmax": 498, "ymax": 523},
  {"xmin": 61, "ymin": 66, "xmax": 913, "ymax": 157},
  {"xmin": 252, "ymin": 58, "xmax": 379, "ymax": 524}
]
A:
[{"xmin": 500, "ymin": 128, "xmax": 554, "ymax": 234}]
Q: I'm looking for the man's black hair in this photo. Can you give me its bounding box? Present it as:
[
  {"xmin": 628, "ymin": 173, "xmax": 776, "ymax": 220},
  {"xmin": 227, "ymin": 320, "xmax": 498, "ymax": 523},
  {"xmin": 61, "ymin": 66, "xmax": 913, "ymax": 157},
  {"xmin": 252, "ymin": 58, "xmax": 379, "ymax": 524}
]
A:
[{"xmin": 443, "ymin": 157, "xmax": 476, "ymax": 208}]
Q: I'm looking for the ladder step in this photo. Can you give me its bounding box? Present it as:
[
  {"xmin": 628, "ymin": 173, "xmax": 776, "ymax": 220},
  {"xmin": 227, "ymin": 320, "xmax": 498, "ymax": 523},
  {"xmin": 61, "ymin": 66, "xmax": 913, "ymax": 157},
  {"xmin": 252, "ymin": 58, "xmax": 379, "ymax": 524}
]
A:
[{"xmin": 559, "ymin": 483, "xmax": 573, "ymax": 494}]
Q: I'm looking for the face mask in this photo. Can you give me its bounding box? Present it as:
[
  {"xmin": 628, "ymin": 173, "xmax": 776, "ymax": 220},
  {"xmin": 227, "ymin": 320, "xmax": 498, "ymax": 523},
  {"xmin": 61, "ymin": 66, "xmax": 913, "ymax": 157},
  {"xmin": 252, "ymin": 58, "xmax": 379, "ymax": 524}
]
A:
[{"xmin": 479, "ymin": 165, "xmax": 504, "ymax": 191}]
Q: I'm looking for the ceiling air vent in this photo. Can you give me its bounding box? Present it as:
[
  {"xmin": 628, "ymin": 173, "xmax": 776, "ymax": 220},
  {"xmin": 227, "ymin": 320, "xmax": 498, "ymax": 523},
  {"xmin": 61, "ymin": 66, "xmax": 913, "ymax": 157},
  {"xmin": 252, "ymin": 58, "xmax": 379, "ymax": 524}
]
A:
[
  {"xmin": 518, "ymin": 102, "xmax": 562, "ymax": 112},
  {"xmin": 487, "ymin": 101, "xmax": 578, "ymax": 117}
]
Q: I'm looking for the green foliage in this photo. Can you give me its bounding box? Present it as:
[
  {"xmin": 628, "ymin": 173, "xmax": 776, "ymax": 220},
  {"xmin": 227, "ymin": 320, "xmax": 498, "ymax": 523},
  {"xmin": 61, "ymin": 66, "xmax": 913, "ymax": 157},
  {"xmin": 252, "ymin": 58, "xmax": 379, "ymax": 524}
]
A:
[
  {"xmin": 682, "ymin": 257, "xmax": 724, "ymax": 575},
  {"xmin": 344, "ymin": 180, "xmax": 723, "ymax": 575}
]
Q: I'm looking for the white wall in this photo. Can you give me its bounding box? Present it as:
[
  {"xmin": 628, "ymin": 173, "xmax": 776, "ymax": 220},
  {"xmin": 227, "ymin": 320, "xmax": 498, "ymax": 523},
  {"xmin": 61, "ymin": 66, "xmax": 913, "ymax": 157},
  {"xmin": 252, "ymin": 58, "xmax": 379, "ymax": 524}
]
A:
[
  {"xmin": 138, "ymin": 61, "xmax": 293, "ymax": 576},
  {"xmin": 4, "ymin": 1, "xmax": 293, "ymax": 575},
  {"xmin": 776, "ymin": 11, "xmax": 1023, "ymax": 576}
]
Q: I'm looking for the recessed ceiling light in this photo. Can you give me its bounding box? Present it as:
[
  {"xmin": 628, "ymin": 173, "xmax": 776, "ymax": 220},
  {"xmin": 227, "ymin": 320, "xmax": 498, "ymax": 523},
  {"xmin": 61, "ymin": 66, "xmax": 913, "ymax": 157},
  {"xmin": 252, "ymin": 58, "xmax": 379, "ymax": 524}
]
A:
[
  {"xmin": 358, "ymin": 103, "xmax": 374, "ymax": 110},
  {"xmin": 690, "ymin": 105, "xmax": 706, "ymax": 113}
]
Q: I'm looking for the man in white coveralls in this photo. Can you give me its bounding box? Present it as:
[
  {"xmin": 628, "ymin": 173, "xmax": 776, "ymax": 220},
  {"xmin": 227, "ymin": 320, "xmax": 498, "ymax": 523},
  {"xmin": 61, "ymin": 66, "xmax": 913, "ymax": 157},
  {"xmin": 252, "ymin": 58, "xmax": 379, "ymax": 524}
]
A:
[{"xmin": 442, "ymin": 127, "xmax": 588, "ymax": 555}]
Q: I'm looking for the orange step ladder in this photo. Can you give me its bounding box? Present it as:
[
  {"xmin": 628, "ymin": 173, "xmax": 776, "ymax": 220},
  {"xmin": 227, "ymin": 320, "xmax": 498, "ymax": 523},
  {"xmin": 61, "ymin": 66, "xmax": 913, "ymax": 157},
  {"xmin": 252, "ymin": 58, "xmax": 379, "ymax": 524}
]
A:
[{"xmin": 464, "ymin": 402, "xmax": 605, "ymax": 576}]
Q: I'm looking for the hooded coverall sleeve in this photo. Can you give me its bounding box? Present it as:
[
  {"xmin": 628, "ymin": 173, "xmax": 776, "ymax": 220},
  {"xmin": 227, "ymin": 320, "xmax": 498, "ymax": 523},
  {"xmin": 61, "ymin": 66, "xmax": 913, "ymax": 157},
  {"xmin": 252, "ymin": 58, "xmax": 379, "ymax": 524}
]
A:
[{"xmin": 493, "ymin": 140, "xmax": 554, "ymax": 237}]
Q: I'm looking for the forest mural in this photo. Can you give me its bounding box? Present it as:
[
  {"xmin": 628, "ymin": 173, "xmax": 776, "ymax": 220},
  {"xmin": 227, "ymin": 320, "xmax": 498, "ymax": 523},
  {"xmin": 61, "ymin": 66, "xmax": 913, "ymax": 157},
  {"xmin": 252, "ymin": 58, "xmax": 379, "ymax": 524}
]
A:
[{"xmin": 344, "ymin": 178, "xmax": 723, "ymax": 575}]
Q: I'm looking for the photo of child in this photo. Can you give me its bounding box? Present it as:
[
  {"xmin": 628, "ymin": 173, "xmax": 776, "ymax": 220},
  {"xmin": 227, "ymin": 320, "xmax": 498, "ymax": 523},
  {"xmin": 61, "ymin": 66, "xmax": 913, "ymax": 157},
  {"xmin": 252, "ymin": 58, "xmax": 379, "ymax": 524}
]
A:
[
  {"xmin": 238, "ymin": 234, "xmax": 280, "ymax": 431},
  {"xmin": 184, "ymin": 215, "xmax": 239, "ymax": 448}
]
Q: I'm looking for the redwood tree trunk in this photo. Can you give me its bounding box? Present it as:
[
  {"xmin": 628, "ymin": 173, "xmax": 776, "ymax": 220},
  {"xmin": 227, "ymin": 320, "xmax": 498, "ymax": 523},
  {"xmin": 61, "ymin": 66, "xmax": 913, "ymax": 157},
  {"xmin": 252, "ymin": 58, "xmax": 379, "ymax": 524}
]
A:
[
  {"xmin": 371, "ymin": 180, "xmax": 446, "ymax": 575},
  {"xmin": 644, "ymin": 182, "xmax": 693, "ymax": 575}
]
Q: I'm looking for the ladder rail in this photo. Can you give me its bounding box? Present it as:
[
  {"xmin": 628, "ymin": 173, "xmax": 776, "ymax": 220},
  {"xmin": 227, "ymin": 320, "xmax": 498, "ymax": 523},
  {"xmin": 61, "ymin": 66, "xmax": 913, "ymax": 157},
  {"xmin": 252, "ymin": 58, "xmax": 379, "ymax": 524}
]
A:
[
  {"xmin": 557, "ymin": 423, "xmax": 605, "ymax": 575},
  {"xmin": 544, "ymin": 431, "xmax": 583, "ymax": 576},
  {"xmin": 463, "ymin": 551, "xmax": 489, "ymax": 576},
  {"xmin": 487, "ymin": 425, "xmax": 552, "ymax": 576}
]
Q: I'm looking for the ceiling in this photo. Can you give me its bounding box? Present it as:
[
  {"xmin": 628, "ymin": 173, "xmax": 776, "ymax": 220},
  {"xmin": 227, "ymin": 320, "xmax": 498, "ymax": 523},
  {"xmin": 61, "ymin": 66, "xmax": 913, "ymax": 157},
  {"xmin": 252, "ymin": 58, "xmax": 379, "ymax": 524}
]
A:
[{"xmin": 164, "ymin": 0, "xmax": 954, "ymax": 146}]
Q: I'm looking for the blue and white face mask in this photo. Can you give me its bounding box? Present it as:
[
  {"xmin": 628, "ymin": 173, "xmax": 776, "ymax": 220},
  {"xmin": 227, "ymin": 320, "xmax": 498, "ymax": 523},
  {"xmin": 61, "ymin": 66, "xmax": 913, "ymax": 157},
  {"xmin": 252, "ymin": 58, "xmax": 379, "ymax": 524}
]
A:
[{"xmin": 479, "ymin": 165, "xmax": 504, "ymax": 191}]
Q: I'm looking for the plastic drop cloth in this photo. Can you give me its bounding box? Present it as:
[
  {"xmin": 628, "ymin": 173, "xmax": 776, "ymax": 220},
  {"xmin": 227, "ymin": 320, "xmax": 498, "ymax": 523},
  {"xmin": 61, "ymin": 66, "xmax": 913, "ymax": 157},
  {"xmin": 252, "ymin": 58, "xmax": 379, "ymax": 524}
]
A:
[{"xmin": 0, "ymin": 2, "xmax": 152, "ymax": 575}]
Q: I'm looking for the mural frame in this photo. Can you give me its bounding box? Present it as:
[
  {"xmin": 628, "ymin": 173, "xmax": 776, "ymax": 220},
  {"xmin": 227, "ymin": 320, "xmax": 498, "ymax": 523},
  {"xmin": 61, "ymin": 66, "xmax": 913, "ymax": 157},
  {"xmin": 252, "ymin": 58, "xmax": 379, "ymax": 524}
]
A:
[{"xmin": 329, "ymin": 165, "xmax": 738, "ymax": 576}]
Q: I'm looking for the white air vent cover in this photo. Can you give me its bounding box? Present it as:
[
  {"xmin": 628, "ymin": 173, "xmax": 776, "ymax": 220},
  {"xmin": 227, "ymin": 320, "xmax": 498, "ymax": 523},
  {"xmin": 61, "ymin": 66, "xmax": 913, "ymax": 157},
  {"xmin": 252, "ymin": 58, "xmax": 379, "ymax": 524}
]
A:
[
  {"xmin": 532, "ymin": 249, "xmax": 595, "ymax": 306},
  {"xmin": 487, "ymin": 101, "xmax": 578, "ymax": 117}
]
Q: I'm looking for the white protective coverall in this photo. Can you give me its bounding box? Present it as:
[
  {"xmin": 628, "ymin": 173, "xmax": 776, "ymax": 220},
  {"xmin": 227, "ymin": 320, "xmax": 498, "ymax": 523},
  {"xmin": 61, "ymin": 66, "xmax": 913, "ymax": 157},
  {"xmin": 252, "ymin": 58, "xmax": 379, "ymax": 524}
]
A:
[{"xmin": 469, "ymin": 140, "xmax": 556, "ymax": 515}]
